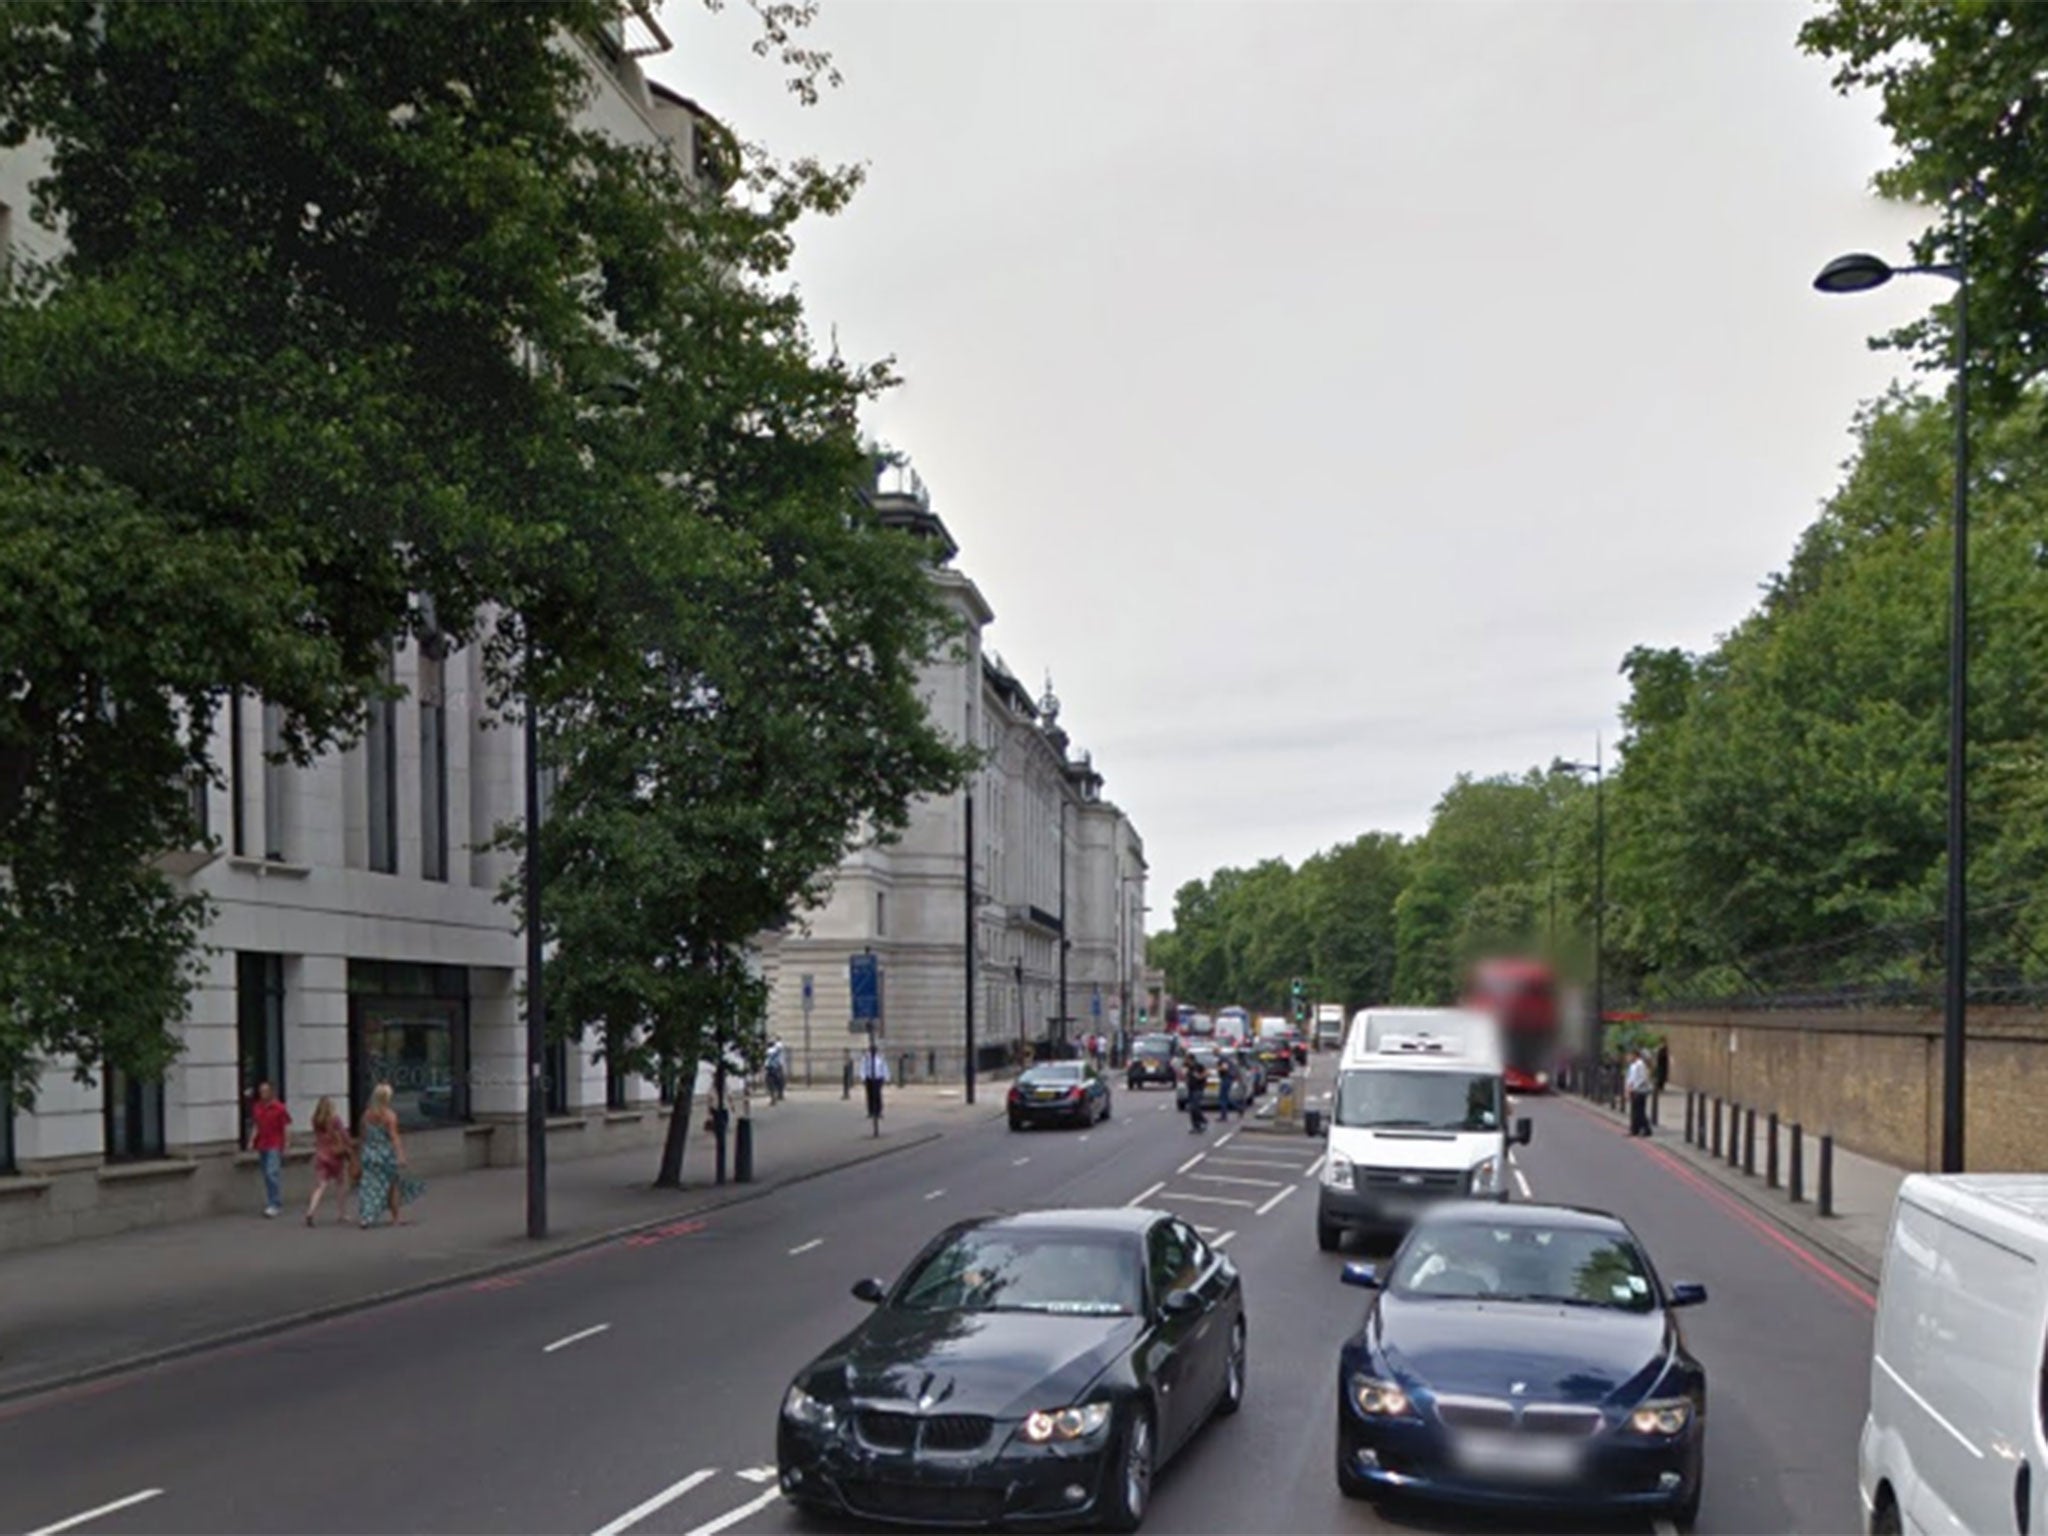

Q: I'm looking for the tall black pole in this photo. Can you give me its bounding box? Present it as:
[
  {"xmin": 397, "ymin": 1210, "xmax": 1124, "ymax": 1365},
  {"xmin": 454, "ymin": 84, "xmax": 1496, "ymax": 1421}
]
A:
[
  {"xmin": 964, "ymin": 780, "xmax": 977, "ymax": 1106},
  {"xmin": 523, "ymin": 669, "xmax": 547, "ymax": 1241},
  {"xmin": 1057, "ymin": 800, "xmax": 1068, "ymax": 1049},
  {"xmin": 1942, "ymin": 236, "xmax": 1970, "ymax": 1175},
  {"xmin": 1591, "ymin": 740, "xmax": 1605, "ymax": 1082}
]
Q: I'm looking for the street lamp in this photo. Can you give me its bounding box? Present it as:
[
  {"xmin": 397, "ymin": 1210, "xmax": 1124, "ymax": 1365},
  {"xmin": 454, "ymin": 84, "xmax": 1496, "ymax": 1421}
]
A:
[
  {"xmin": 1553, "ymin": 746, "xmax": 1605, "ymax": 1091},
  {"xmin": 1815, "ymin": 237, "xmax": 1970, "ymax": 1173}
]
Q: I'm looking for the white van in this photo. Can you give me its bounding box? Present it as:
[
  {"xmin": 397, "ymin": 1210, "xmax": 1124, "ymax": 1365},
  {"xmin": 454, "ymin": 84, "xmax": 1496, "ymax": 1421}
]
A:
[
  {"xmin": 1304, "ymin": 1008, "xmax": 1530, "ymax": 1252},
  {"xmin": 1861, "ymin": 1174, "xmax": 2048, "ymax": 1536},
  {"xmin": 1314, "ymin": 1003, "xmax": 1346, "ymax": 1050}
]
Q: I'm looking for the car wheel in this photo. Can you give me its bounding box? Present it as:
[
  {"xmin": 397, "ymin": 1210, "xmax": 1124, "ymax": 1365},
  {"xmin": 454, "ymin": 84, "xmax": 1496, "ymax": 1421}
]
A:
[
  {"xmin": 1100, "ymin": 1405, "xmax": 1154, "ymax": 1532},
  {"xmin": 1317, "ymin": 1218, "xmax": 1342, "ymax": 1253},
  {"xmin": 1102, "ymin": 1095, "xmax": 1113, "ymax": 1122},
  {"xmin": 1009, "ymin": 1114, "xmax": 1025, "ymax": 1132},
  {"xmin": 1869, "ymin": 1490, "xmax": 1900, "ymax": 1536},
  {"xmin": 1216, "ymin": 1317, "xmax": 1246, "ymax": 1416},
  {"xmin": 1335, "ymin": 1425, "xmax": 1374, "ymax": 1501}
]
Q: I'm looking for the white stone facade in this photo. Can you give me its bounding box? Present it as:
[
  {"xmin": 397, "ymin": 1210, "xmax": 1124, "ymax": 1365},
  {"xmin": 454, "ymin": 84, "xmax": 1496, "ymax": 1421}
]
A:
[{"xmin": 759, "ymin": 483, "xmax": 1148, "ymax": 1087}]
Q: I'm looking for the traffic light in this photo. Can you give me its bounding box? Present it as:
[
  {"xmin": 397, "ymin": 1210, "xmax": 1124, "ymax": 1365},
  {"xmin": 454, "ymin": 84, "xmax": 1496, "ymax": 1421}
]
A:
[{"xmin": 1290, "ymin": 977, "xmax": 1306, "ymax": 1024}]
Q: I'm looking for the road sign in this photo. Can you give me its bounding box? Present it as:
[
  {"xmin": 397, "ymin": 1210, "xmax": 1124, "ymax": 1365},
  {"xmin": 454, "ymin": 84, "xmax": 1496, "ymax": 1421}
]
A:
[
  {"xmin": 801, "ymin": 973, "xmax": 814, "ymax": 1005},
  {"xmin": 1091, "ymin": 986, "xmax": 1102, "ymax": 1019},
  {"xmin": 849, "ymin": 952, "xmax": 881, "ymax": 1031}
]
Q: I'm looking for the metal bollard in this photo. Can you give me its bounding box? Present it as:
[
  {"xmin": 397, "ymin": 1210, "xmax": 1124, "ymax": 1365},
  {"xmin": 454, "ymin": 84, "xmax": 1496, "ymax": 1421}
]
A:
[
  {"xmin": 735, "ymin": 1116, "xmax": 754, "ymax": 1183},
  {"xmin": 1790, "ymin": 1123, "xmax": 1805, "ymax": 1204},
  {"xmin": 1819, "ymin": 1134, "xmax": 1835, "ymax": 1217},
  {"xmin": 1710, "ymin": 1098, "xmax": 1722, "ymax": 1158},
  {"xmin": 842, "ymin": 1054, "xmax": 853, "ymax": 1099},
  {"xmin": 712, "ymin": 1106, "xmax": 730, "ymax": 1185},
  {"xmin": 1744, "ymin": 1108, "xmax": 1756, "ymax": 1176},
  {"xmin": 1651, "ymin": 1090, "xmax": 1660, "ymax": 1128},
  {"xmin": 1684, "ymin": 1092, "xmax": 1696, "ymax": 1146},
  {"xmin": 928, "ymin": 1049, "xmax": 937, "ymax": 1078},
  {"xmin": 1727, "ymin": 1103, "xmax": 1741, "ymax": 1167},
  {"xmin": 1767, "ymin": 1112, "xmax": 1780, "ymax": 1189}
]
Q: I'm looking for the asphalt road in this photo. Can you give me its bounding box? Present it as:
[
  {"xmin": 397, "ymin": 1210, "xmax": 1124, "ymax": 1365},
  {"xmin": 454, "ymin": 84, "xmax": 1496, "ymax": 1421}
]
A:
[{"xmin": 1, "ymin": 1065, "xmax": 1875, "ymax": 1536}]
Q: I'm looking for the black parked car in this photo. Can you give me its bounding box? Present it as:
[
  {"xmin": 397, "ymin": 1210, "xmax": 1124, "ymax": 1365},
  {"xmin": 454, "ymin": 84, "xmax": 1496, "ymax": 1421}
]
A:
[
  {"xmin": 1333, "ymin": 1202, "xmax": 1707, "ymax": 1526},
  {"xmin": 1126, "ymin": 1036, "xmax": 1178, "ymax": 1091},
  {"xmin": 1252, "ymin": 1028, "xmax": 1296, "ymax": 1080},
  {"xmin": 1009, "ymin": 1061, "xmax": 1112, "ymax": 1130},
  {"xmin": 777, "ymin": 1209, "xmax": 1246, "ymax": 1531}
]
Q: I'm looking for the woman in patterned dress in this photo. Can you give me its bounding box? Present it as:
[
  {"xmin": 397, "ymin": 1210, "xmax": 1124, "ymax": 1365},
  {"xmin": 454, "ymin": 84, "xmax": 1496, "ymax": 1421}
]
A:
[{"xmin": 357, "ymin": 1082, "xmax": 424, "ymax": 1229}]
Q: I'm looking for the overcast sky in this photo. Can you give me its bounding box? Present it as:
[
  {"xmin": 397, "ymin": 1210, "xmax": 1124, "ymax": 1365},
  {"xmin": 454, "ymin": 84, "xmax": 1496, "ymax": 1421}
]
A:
[{"xmin": 649, "ymin": 0, "xmax": 1934, "ymax": 928}]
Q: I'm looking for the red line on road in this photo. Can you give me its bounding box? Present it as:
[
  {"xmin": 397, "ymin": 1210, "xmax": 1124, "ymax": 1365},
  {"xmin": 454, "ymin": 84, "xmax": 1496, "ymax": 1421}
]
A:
[{"xmin": 1556, "ymin": 1097, "xmax": 1876, "ymax": 1311}]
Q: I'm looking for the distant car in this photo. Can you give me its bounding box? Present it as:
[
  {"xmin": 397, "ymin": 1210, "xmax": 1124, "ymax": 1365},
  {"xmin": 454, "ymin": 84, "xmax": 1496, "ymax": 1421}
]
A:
[
  {"xmin": 1127, "ymin": 1036, "xmax": 1179, "ymax": 1091},
  {"xmin": 777, "ymin": 1209, "xmax": 1245, "ymax": 1531},
  {"xmin": 1009, "ymin": 1061, "xmax": 1112, "ymax": 1130},
  {"xmin": 1175, "ymin": 1047, "xmax": 1251, "ymax": 1113},
  {"xmin": 1253, "ymin": 1022, "xmax": 1296, "ymax": 1079},
  {"xmin": 1333, "ymin": 1202, "xmax": 1706, "ymax": 1526}
]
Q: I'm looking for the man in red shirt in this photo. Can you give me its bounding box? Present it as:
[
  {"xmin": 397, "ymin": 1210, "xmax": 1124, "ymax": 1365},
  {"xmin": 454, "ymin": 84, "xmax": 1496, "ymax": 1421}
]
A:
[{"xmin": 249, "ymin": 1081, "xmax": 292, "ymax": 1217}]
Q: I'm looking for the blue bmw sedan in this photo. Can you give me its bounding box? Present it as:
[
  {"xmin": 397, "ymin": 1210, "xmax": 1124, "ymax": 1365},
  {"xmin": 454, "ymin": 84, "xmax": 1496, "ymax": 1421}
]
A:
[{"xmin": 1333, "ymin": 1202, "xmax": 1707, "ymax": 1526}]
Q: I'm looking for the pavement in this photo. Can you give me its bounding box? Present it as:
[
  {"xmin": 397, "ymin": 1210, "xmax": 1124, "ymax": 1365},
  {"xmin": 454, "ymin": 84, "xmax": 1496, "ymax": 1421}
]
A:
[
  {"xmin": 0, "ymin": 1058, "xmax": 1880, "ymax": 1536},
  {"xmin": 0, "ymin": 1083, "xmax": 999, "ymax": 1405}
]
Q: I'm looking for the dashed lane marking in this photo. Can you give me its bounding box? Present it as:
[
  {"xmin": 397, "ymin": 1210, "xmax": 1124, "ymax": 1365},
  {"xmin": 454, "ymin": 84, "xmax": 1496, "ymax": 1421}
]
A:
[
  {"xmin": 1213, "ymin": 1230, "xmax": 1238, "ymax": 1247},
  {"xmin": 1189, "ymin": 1173, "xmax": 1286, "ymax": 1189},
  {"xmin": 591, "ymin": 1470, "xmax": 718, "ymax": 1536},
  {"xmin": 923, "ymin": 1189, "xmax": 945, "ymax": 1200},
  {"xmin": 1162, "ymin": 1191, "xmax": 1260, "ymax": 1208},
  {"xmin": 1255, "ymin": 1185, "xmax": 1298, "ymax": 1217},
  {"xmin": 1304, "ymin": 1154, "xmax": 1327, "ymax": 1179},
  {"xmin": 682, "ymin": 1488, "xmax": 782, "ymax": 1536},
  {"xmin": 1127, "ymin": 1181, "xmax": 1166, "ymax": 1207},
  {"xmin": 1012, "ymin": 1156, "xmax": 1031, "ymax": 1166},
  {"xmin": 788, "ymin": 1239, "xmax": 824, "ymax": 1256},
  {"xmin": 543, "ymin": 1323, "xmax": 611, "ymax": 1354},
  {"xmin": 1177, "ymin": 1152, "xmax": 1206, "ymax": 1174},
  {"xmin": 1513, "ymin": 1167, "xmax": 1533, "ymax": 1200},
  {"xmin": 736, "ymin": 1468, "xmax": 776, "ymax": 1485},
  {"xmin": 26, "ymin": 1490, "xmax": 165, "ymax": 1536},
  {"xmin": 1216, "ymin": 1130, "xmax": 1238, "ymax": 1147}
]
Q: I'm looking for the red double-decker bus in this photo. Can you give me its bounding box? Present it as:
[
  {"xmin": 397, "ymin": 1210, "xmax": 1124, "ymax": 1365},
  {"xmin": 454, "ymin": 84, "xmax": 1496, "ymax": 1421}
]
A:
[{"xmin": 1461, "ymin": 957, "xmax": 1559, "ymax": 1093}]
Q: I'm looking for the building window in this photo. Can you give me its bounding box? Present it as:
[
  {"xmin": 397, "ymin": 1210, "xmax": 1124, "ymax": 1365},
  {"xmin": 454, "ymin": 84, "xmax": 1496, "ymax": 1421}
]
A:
[
  {"xmin": 876, "ymin": 891, "xmax": 887, "ymax": 937},
  {"xmin": 262, "ymin": 702, "xmax": 288, "ymax": 862},
  {"xmin": 418, "ymin": 654, "xmax": 448, "ymax": 882},
  {"xmin": 365, "ymin": 663, "xmax": 398, "ymax": 874},
  {"xmin": 104, "ymin": 1067, "xmax": 166, "ymax": 1162},
  {"xmin": 347, "ymin": 961, "xmax": 469, "ymax": 1130},
  {"xmin": 228, "ymin": 690, "xmax": 248, "ymax": 857},
  {"xmin": 237, "ymin": 952, "xmax": 287, "ymax": 1149}
]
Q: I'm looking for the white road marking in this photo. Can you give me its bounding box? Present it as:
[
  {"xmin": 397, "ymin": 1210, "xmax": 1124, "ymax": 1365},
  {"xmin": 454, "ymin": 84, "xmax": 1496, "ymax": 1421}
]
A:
[
  {"xmin": 1652, "ymin": 1523, "xmax": 1680, "ymax": 1536},
  {"xmin": 1164, "ymin": 1191, "xmax": 1259, "ymax": 1208},
  {"xmin": 1216, "ymin": 1130, "xmax": 1238, "ymax": 1146},
  {"xmin": 1304, "ymin": 1154, "xmax": 1327, "ymax": 1179},
  {"xmin": 1193, "ymin": 1223, "xmax": 1221, "ymax": 1235},
  {"xmin": 1213, "ymin": 1230, "xmax": 1238, "ymax": 1247},
  {"xmin": 735, "ymin": 1467, "xmax": 777, "ymax": 1484},
  {"xmin": 592, "ymin": 1471, "xmax": 720, "ymax": 1536},
  {"xmin": 27, "ymin": 1491, "xmax": 165, "ymax": 1536},
  {"xmin": 1205, "ymin": 1156, "xmax": 1301, "ymax": 1171},
  {"xmin": 1177, "ymin": 1152, "xmax": 1207, "ymax": 1174},
  {"xmin": 682, "ymin": 1489, "xmax": 783, "ymax": 1536},
  {"xmin": 544, "ymin": 1323, "xmax": 612, "ymax": 1354},
  {"xmin": 1079, "ymin": 1135, "xmax": 1090, "ymax": 1143},
  {"xmin": 923, "ymin": 1189, "xmax": 945, "ymax": 1200},
  {"xmin": 1513, "ymin": 1167, "xmax": 1533, "ymax": 1200},
  {"xmin": 788, "ymin": 1239, "xmax": 824, "ymax": 1256},
  {"xmin": 1190, "ymin": 1173, "xmax": 1285, "ymax": 1189},
  {"xmin": 1012, "ymin": 1156, "xmax": 1031, "ymax": 1166},
  {"xmin": 1127, "ymin": 1181, "xmax": 1166, "ymax": 1207},
  {"xmin": 1256, "ymin": 1185, "xmax": 1298, "ymax": 1217}
]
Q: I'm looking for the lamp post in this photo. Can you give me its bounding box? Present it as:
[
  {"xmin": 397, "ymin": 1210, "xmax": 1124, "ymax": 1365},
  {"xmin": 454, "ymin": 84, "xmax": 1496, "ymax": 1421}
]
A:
[
  {"xmin": 1815, "ymin": 237, "xmax": 1970, "ymax": 1173},
  {"xmin": 523, "ymin": 650, "xmax": 547, "ymax": 1240},
  {"xmin": 1553, "ymin": 745, "xmax": 1605, "ymax": 1089},
  {"xmin": 1057, "ymin": 797, "xmax": 1070, "ymax": 1052}
]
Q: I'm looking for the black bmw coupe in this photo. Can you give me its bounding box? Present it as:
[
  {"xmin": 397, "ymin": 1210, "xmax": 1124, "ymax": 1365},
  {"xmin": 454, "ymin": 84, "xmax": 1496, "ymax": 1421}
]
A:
[{"xmin": 777, "ymin": 1209, "xmax": 1245, "ymax": 1530}]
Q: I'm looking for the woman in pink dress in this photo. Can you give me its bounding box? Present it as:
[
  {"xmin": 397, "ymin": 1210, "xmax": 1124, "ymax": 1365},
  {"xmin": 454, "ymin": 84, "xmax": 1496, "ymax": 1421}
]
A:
[{"xmin": 305, "ymin": 1097, "xmax": 354, "ymax": 1226}]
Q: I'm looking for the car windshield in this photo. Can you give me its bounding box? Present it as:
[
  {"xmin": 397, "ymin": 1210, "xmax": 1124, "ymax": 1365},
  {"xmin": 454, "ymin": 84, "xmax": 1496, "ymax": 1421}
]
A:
[
  {"xmin": 1387, "ymin": 1223, "xmax": 1657, "ymax": 1313},
  {"xmin": 894, "ymin": 1230, "xmax": 1141, "ymax": 1317},
  {"xmin": 1258, "ymin": 1024, "xmax": 1291, "ymax": 1040},
  {"xmin": 1022, "ymin": 1065, "xmax": 1084, "ymax": 1085},
  {"xmin": 1135, "ymin": 1039, "xmax": 1173, "ymax": 1058},
  {"xmin": 1334, "ymin": 1069, "xmax": 1500, "ymax": 1132}
]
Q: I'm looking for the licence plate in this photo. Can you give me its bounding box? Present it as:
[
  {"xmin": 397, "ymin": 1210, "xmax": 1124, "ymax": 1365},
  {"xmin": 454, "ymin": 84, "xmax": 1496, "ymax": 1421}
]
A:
[
  {"xmin": 1034, "ymin": 1090, "xmax": 1059, "ymax": 1099},
  {"xmin": 1449, "ymin": 1432, "xmax": 1583, "ymax": 1482}
]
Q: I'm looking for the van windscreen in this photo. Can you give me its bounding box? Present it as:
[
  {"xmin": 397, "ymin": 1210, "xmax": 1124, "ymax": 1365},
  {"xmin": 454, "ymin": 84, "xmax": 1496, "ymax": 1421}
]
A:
[{"xmin": 1335, "ymin": 1070, "xmax": 1501, "ymax": 1132}]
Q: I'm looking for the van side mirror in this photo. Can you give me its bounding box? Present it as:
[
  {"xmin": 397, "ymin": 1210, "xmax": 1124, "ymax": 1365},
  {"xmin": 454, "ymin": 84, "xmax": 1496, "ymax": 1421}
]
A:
[
  {"xmin": 1667, "ymin": 1282, "xmax": 1707, "ymax": 1308},
  {"xmin": 1341, "ymin": 1262, "xmax": 1380, "ymax": 1290},
  {"xmin": 1515, "ymin": 1117, "xmax": 1533, "ymax": 1146},
  {"xmin": 851, "ymin": 1277, "xmax": 887, "ymax": 1305},
  {"xmin": 1304, "ymin": 1109, "xmax": 1326, "ymax": 1138}
]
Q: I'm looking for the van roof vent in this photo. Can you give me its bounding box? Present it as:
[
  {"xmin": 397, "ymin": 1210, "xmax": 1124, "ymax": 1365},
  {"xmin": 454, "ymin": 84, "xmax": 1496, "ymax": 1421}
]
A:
[{"xmin": 1378, "ymin": 1034, "xmax": 1449, "ymax": 1054}]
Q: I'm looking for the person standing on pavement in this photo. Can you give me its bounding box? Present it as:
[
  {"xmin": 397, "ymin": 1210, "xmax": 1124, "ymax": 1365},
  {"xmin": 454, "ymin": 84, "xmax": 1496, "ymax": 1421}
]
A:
[
  {"xmin": 1184, "ymin": 1053, "xmax": 1209, "ymax": 1133},
  {"xmin": 249, "ymin": 1081, "xmax": 292, "ymax": 1218},
  {"xmin": 1653, "ymin": 1040, "xmax": 1670, "ymax": 1097},
  {"xmin": 766, "ymin": 1038, "xmax": 788, "ymax": 1104},
  {"xmin": 305, "ymin": 1096, "xmax": 354, "ymax": 1226},
  {"xmin": 1214, "ymin": 1052, "xmax": 1235, "ymax": 1123},
  {"xmin": 356, "ymin": 1083, "xmax": 424, "ymax": 1228},
  {"xmin": 856, "ymin": 1043, "xmax": 889, "ymax": 1123},
  {"xmin": 1625, "ymin": 1049, "xmax": 1654, "ymax": 1137}
]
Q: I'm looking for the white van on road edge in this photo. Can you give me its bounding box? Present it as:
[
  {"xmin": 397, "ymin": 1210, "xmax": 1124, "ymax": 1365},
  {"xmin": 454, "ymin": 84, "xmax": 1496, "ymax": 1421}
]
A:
[{"xmin": 1861, "ymin": 1173, "xmax": 2048, "ymax": 1536}]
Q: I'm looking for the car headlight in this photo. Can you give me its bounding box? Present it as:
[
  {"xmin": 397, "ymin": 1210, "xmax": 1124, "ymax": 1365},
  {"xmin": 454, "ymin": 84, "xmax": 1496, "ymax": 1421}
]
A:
[
  {"xmin": 1322, "ymin": 1152, "xmax": 1353, "ymax": 1188},
  {"xmin": 1626, "ymin": 1397, "xmax": 1694, "ymax": 1436},
  {"xmin": 782, "ymin": 1384, "xmax": 839, "ymax": 1432},
  {"xmin": 1349, "ymin": 1373, "xmax": 1411, "ymax": 1417},
  {"xmin": 1470, "ymin": 1156, "xmax": 1501, "ymax": 1194},
  {"xmin": 1020, "ymin": 1403, "xmax": 1113, "ymax": 1443}
]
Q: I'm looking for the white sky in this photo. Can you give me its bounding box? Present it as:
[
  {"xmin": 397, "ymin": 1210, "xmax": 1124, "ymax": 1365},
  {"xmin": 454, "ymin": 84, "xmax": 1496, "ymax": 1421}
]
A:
[{"xmin": 647, "ymin": 0, "xmax": 1934, "ymax": 928}]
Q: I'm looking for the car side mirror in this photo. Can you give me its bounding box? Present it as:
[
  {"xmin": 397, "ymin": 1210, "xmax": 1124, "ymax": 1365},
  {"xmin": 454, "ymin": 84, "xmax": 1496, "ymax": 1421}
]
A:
[
  {"xmin": 1161, "ymin": 1288, "xmax": 1203, "ymax": 1319},
  {"xmin": 1667, "ymin": 1282, "xmax": 1707, "ymax": 1308},
  {"xmin": 851, "ymin": 1277, "xmax": 887, "ymax": 1305},
  {"xmin": 1304, "ymin": 1109, "xmax": 1326, "ymax": 1138},
  {"xmin": 1341, "ymin": 1262, "xmax": 1380, "ymax": 1290},
  {"xmin": 1515, "ymin": 1117, "xmax": 1533, "ymax": 1146}
]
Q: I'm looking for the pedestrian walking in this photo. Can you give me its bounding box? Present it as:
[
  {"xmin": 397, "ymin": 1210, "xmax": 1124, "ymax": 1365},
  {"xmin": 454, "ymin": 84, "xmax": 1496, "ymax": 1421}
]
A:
[
  {"xmin": 356, "ymin": 1083, "xmax": 424, "ymax": 1229},
  {"xmin": 1214, "ymin": 1053, "xmax": 1235, "ymax": 1123},
  {"xmin": 766, "ymin": 1038, "xmax": 788, "ymax": 1104},
  {"xmin": 248, "ymin": 1080, "xmax": 292, "ymax": 1218},
  {"xmin": 1626, "ymin": 1049, "xmax": 1654, "ymax": 1137},
  {"xmin": 1184, "ymin": 1054, "xmax": 1209, "ymax": 1134},
  {"xmin": 305, "ymin": 1096, "xmax": 354, "ymax": 1226}
]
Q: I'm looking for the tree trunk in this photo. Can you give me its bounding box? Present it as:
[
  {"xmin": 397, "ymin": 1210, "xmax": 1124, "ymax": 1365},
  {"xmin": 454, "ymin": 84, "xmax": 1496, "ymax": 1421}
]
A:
[{"xmin": 656, "ymin": 1062, "xmax": 696, "ymax": 1188}]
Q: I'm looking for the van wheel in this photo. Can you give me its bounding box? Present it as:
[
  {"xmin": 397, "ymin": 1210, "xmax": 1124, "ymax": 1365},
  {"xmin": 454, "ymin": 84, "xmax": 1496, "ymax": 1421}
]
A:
[{"xmin": 1869, "ymin": 1492, "xmax": 1901, "ymax": 1536}]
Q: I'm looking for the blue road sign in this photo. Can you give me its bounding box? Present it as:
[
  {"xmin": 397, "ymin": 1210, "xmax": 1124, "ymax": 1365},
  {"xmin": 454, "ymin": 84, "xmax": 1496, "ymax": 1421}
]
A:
[
  {"xmin": 849, "ymin": 953, "xmax": 880, "ymax": 1025},
  {"xmin": 801, "ymin": 973, "xmax": 814, "ymax": 1006},
  {"xmin": 1091, "ymin": 987, "xmax": 1103, "ymax": 1018}
]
